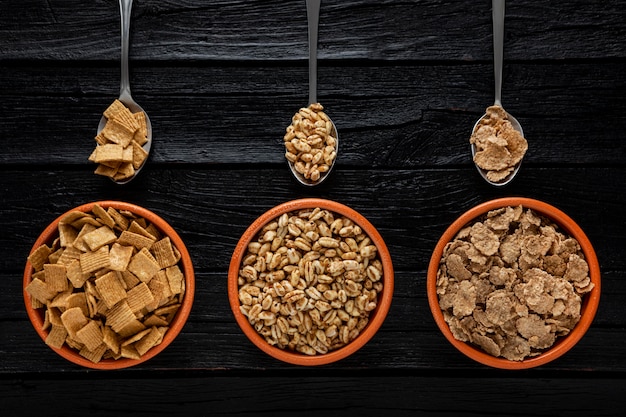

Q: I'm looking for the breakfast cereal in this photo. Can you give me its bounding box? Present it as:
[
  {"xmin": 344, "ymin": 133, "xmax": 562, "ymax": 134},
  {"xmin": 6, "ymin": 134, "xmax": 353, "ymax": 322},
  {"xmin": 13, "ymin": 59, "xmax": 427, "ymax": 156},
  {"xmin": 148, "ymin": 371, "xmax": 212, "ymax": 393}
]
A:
[
  {"xmin": 25, "ymin": 205, "xmax": 185, "ymax": 363},
  {"xmin": 471, "ymin": 105, "xmax": 528, "ymax": 183},
  {"xmin": 90, "ymin": 100, "xmax": 149, "ymax": 181},
  {"xmin": 436, "ymin": 205, "xmax": 593, "ymax": 361},
  {"xmin": 284, "ymin": 103, "xmax": 337, "ymax": 184},
  {"xmin": 237, "ymin": 207, "xmax": 383, "ymax": 355}
]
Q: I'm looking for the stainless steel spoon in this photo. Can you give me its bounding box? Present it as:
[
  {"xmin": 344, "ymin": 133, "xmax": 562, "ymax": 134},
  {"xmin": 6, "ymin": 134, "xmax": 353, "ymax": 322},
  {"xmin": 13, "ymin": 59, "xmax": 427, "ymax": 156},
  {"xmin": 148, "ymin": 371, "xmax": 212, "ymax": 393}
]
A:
[
  {"xmin": 471, "ymin": 0, "xmax": 524, "ymax": 186},
  {"xmin": 97, "ymin": 0, "xmax": 152, "ymax": 184},
  {"xmin": 287, "ymin": 0, "xmax": 338, "ymax": 186}
]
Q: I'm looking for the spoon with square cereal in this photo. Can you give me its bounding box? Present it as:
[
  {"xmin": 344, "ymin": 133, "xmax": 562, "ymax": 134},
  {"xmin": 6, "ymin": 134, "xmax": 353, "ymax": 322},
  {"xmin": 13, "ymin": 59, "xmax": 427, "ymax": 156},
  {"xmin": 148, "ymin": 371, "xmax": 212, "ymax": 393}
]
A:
[{"xmin": 93, "ymin": 0, "xmax": 152, "ymax": 184}]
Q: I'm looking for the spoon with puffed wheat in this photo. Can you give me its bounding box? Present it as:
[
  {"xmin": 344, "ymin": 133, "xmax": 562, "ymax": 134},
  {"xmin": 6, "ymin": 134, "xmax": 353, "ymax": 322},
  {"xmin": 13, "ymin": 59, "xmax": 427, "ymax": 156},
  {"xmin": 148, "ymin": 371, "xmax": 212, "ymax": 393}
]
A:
[{"xmin": 284, "ymin": 0, "xmax": 338, "ymax": 186}]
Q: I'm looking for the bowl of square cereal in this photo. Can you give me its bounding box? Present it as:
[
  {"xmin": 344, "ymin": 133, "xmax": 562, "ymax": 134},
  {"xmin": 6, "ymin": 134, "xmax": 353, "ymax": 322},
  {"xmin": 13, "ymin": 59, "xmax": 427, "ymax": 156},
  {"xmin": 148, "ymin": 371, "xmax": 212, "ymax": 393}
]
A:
[
  {"xmin": 23, "ymin": 201, "xmax": 194, "ymax": 370},
  {"xmin": 228, "ymin": 198, "xmax": 394, "ymax": 366},
  {"xmin": 427, "ymin": 197, "xmax": 600, "ymax": 369}
]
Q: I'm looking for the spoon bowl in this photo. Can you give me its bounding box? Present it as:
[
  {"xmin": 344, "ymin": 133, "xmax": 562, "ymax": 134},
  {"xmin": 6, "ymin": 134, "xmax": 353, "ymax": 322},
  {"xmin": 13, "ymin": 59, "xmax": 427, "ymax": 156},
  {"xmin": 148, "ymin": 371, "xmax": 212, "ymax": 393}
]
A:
[
  {"xmin": 287, "ymin": 0, "xmax": 338, "ymax": 186},
  {"xmin": 471, "ymin": 107, "xmax": 523, "ymax": 187},
  {"xmin": 98, "ymin": 0, "xmax": 152, "ymax": 185},
  {"xmin": 472, "ymin": 0, "xmax": 526, "ymax": 186}
]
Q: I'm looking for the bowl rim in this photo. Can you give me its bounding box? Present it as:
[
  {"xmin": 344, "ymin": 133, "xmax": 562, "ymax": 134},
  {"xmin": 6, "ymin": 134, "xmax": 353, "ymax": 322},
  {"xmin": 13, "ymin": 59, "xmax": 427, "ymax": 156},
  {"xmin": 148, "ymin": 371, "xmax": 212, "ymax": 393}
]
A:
[
  {"xmin": 228, "ymin": 198, "xmax": 394, "ymax": 366},
  {"xmin": 23, "ymin": 200, "xmax": 195, "ymax": 370},
  {"xmin": 426, "ymin": 197, "xmax": 601, "ymax": 370}
]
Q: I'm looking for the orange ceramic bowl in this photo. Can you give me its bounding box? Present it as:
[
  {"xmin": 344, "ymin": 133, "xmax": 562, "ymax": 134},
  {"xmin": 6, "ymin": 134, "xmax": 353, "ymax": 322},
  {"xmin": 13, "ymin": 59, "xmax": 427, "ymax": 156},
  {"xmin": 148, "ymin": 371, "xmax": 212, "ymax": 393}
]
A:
[
  {"xmin": 23, "ymin": 201, "xmax": 195, "ymax": 370},
  {"xmin": 427, "ymin": 197, "xmax": 601, "ymax": 370},
  {"xmin": 228, "ymin": 198, "xmax": 394, "ymax": 366}
]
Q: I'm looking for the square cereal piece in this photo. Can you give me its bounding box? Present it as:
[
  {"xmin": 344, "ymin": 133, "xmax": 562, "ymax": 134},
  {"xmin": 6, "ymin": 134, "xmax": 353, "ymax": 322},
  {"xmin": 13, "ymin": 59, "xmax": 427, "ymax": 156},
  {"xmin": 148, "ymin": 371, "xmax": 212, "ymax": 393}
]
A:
[
  {"xmin": 25, "ymin": 278, "xmax": 56, "ymax": 304},
  {"xmin": 117, "ymin": 319, "xmax": 147, "ymax": 339},
  {"xmin": 126, "ymin": 282, "xmax": 155, "ymax": 313},
  {"xmin": 118, "ymin": 230, "xmax": 156, "ymax": 250},
  {"xmin": 80, "ymin": 246, "xmax": 110, "ymax": 274},
  {"xmin": 121, "ymin": 327, "xmax": 152, "ymax": 347},
  {"xmin": 101, "ymin": 119, "xmax": 135, "ymax": 147},
  {"xmin": 45, "ymin": 324, "xmax": 68, "ymax": 349},
  {"xmin": 60, "ymin": 307, "xmax": 89, "ymax": 340},
  {"xmin": 79, "ymin": 343, "xmax": 107, "ymax": 363},
  {"xmin": 61, "ymin": 211, "xmax": 95, "ymax": 229},
  {"xmin": 49, "ymin": 292, "xmax": 72, "ymax": 309},
  {"xmin": 58, "ymin": 222, "xmax": 78, "ymax": 248},
  {"xmin": 143, "ymin": 314, "xmax": 169, "ymax": 327},
  {"xmin": 76, "ymin": 320, "xmax": 104, "ymax": 352},
  {"xmin": 92, "ymin": 204, "xmax": 116, "ymax": 229},
  {"xmin": 56, "ymin": 246, "xmax": 83, "ymax": 267},
  {"xmin": 145, "ymin": 223, "xmax": 162, "ymax": 241},
  {"xmin": 82, "ymin": 225, "xmax": 117, "ymax": 251},
  {"xmin": 146, "ymin": 272, "xmax": 171, "ymax": 310},
  {"xmin": 152, "ymin": 237, "xmax": 179, "ymax": 269},
  {"xmin": 94, "ymin": 163, "xmax": 119, "ymax": 178},
  {"xmin": 135, "ymin": 327, "xmax": 163, "ymax": 356},
  {"xmin": 133, "ymin": 111, "xmax": 148, "ymax": 146},
  {"xmin": 120, "ymin": 344, "xmax": 141, "ymax": 360},
  {"xmin": 103, "ymin": 99, "xmax": 127, "ymax": 120},
  {"xmin": 93, "ymin": 143, "xmax": 125, "ymax": 163},
  {"xmin": 47, "ymin": 306, "xmax": 63, "ymax": 327},
  {"xmin": 113, "ymin": 162, "xmax": 135, "ymax": 181},
  {"xmin": 128, "ymin": 248, "xmax": 161, "ymax": 283},
  {"xmin": 72, "ymin": 223, "xmax": 96, "ymax": 252},
  {"xmin": 128, "ymin": 220, "xmax": 157, "ymax": 240},
  {"xmin": 122, "ymin": 145, "xmax": 134, "ymax": 163},
  {"xmin": 66, "ymin": 292, "xmax": 89, "ymax": 317},
  {"xmin": 43, "ymin": 263, "xmax": 69, "ymax": 293},
  {"xmin": 131, "ymin": 140, "xmax": 149, "ymax": 169},
  {"xmin": 107, "ymin": 207, "xmax": 131, "ymax": 231},
  {"xmin": 102, "ymin": 325, "xmax": 121, "ymax": 355},
  {"xmin": 48, "ymin": 247, "xmax": 64, "ymax": 265},
  {"xmin": 94, "ymin": 132, "xmax": 108, "ymax": 146},
  {"xmin": 66, "ymin": 259, "xmax": 91, "ymax": 288},
  {"xmin": 95, "ymin": 271, "xmax": 128, "ymax": 309},
  {"xmin": 112, "ymin": 106, "xmax": 140, "ymax": 132},
  {"xmin": 28, "ymin": 244, "xmax": 52, "ymax": 272},
  {"xmin": 120, "ymin": 270, "xmax": 141, "ymax": 289},
  {"xmin": 166, "ymin": 265, "xmax": 185, "ymax": 295},
  {"xmin": 109, "ymin": 242, "xmax": 134, "ymax": 271},
  {"xmin": 106, "ymin": 301, "xmax": 137, "ymax": 333}
]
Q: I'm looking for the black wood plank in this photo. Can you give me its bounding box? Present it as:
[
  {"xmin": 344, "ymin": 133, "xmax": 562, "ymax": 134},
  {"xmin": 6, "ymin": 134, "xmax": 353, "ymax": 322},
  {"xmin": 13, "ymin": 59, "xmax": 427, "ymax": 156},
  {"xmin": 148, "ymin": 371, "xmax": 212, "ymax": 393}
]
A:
[
  {"xmin": 2, "ymin": 168, "xmax": 624, "ymax": 273},
  {"xmin": 1, "ymin": 375, "xmax": 625, "ymax": 417},
  {"xmin": 2, "ymin": 1, "xmax": 626, "ymax": 61},
  {"xmin": 1, "ymin": 62, "xmax": 625, "ymax": 166}
]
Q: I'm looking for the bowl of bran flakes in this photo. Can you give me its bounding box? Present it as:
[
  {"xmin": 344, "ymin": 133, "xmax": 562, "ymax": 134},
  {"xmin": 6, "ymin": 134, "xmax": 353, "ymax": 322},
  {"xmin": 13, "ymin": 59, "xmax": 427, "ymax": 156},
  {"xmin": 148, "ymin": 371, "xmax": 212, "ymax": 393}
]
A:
[{"xmin": 427, "ymin": 197, "xmax": 600, "ymax": 369}]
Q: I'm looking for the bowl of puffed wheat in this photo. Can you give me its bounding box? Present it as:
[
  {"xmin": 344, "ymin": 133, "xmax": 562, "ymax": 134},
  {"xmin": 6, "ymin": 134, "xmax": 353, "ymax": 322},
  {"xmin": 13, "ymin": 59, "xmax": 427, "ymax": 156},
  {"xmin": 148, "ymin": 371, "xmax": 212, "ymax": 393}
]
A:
[
  {"xmin": 228, "ymin": 198, "xmax": 394, "ymax": 366},
  {"xmin": 23, "ymin": 201, "xmax": 195, "ymax": 369},
  {"xmin": 427, "ymin": 197, "xmax": 600, "ymax": 369}
]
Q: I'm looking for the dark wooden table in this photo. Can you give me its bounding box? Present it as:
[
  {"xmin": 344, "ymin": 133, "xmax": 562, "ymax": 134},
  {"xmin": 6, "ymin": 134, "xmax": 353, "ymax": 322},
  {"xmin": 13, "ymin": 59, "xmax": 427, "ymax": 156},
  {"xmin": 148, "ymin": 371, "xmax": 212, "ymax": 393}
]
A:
[{"xmin": 2, "ymin": 0, "xmax": 625, "ymax": 415}]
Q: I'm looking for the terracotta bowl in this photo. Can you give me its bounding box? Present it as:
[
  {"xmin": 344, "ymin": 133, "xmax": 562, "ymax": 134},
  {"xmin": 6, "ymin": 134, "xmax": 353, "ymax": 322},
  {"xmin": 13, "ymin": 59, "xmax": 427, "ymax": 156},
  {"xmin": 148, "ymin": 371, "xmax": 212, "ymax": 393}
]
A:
[
  {"xmin": 427, "ymin": 197, "xmax": 601, "ymax": 369},
  {"xmin": 23, "ymin": 201, "xmax": 195, "ymax": 370},
  {"xmin": 228, "ymin": 198, "xmax": 394, "ymax": 366}
]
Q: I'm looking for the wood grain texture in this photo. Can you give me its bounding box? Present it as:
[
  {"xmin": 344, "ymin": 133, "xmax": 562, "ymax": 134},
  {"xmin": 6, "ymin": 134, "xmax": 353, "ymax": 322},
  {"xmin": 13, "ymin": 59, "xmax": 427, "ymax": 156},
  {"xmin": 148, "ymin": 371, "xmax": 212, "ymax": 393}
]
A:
[
  {"xmin": 1, "ymin": 0, "xmax": 625, "ymax": 414},
  {"xmin": 2, "ymin": 1, "xmax": 626, "ymax": 61},
  {"xmin": 2, "ymin": 375, "xmax": 624, "ymax": 417},
  {"xmin": 1, "ymin": 62, "xmax": 625, "ymax": 165},
  {"xmin": 2, "ymin": 168, "xmax": 624, "ymax": 272}
]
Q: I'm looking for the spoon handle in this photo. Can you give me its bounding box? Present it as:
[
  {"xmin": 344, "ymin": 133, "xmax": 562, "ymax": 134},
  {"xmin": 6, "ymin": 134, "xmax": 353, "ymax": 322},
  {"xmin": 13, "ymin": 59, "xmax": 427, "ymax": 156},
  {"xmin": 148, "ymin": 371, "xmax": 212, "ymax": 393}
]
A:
[
  {"xmin": 492, "ymin": 0, "xmax": 504, "ymax": 107},
  {"xmin": 306, "ymin": 0, "xmax": 321, "ymax": 105},
  {"xmin": 119, "ymin": 0, "xmax": 133, "ymax": 100}
]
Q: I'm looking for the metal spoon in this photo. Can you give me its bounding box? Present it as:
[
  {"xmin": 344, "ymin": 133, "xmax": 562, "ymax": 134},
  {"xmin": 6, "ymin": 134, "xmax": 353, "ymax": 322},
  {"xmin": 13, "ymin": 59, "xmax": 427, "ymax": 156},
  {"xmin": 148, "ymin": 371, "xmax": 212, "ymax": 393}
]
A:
[
  {"xmin": 287, "ymin": 0, "xmax": 338, "ymax": 186},
  {"xmin": 471, "ymin": 0, "xmax": 524, "ymax": 186},
  {"xmin": 97, "ymin": 0, "xmax": 152, "ymax": 184}
]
